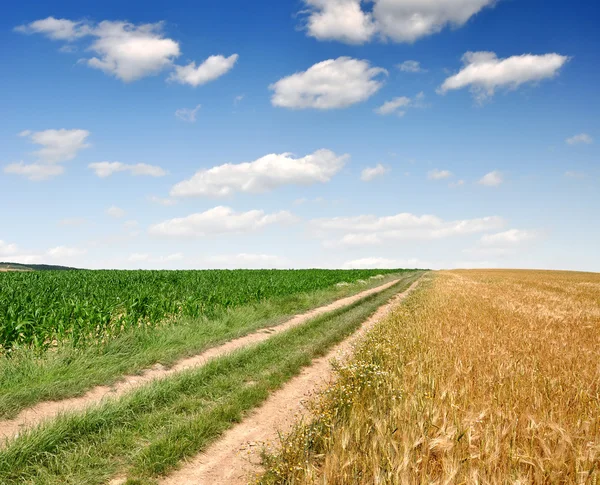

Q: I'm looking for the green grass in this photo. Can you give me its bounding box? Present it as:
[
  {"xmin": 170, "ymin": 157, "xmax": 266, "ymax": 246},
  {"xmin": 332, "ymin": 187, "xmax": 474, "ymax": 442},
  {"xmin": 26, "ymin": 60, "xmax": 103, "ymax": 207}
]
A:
[
  {"xmin": 0, "ymin": 272, "xmax": 422, "ymax": 485},
  {"xmin": 0, "ymin": 273, "xmax": 403, "ymax": 420}
]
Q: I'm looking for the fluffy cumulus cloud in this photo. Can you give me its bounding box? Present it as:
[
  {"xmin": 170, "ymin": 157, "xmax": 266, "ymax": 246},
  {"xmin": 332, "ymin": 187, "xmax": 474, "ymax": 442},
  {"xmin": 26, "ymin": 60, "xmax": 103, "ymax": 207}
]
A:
[
  {"xmin": 89, "ymin": 161, "xmax": 167, "ymax": 178},
  {"xmin": 303, "ymin": 0, "xmax": 377, "ymax": 44},
  {"xmin": 313, "ymin": 212, "xmax": 506, "ymax": 247},
  {"xmin": 374, "ymin": 92, "xmax": 425, "ymax": 116},
  {"xmin": 270, "ymin": 57, "xmax": 386, "ymax": 109},
  {"xmin": 168, "ymin": 55, "xmax": 238, "ymax": 87},
  {"xmin": 361, "ymin": 163, "xmax": 389, "ymax": 181},
  {"xmin": 566, "ymin": 133, "xmax": 593, "ymax": 145},
  {"xmin": 438, "ymin": 51, "xmax": 569, "ymax": 102},
  {"xmin": 16, "ymin": 17, "xmax": 238, "ymax": 84},
  {"xmin": 428, "ymin": 169, "xmax": 453, "ymax": 180},
  {"xmin": 170, "ymin": 149, "xmax": 348, "ymax": 197},
  {"xmin": 149, "ymin": 206, "xmax": 296, "ymax": 237},
  {"xmin": 86, "ymin": 21, "xmax": 180, "ymax": 81},
  {"xmin": 478, "ymin": 170, "xmax": 503, "ymax": 186},
  {"xmin": 398, "ymin": 60, "xmax": 425, "ymax": 72},
  {"xmin": 206, "ymin": 253, "xmax": 288, "ymax": 269},
  {"xmin": 175, "ymin": 104, "xmax": 202, "ymax": 122},
  {"xmin": 302, "ymin": 0, "xmax": 496, "ymax": 44}
]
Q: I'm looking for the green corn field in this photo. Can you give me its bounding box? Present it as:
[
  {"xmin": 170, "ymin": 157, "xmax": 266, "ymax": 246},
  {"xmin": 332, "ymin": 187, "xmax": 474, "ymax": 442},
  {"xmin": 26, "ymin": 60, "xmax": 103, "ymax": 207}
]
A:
[{"xmin": 0, "ymin": 269, "xmax": 406, "ymax": 352}]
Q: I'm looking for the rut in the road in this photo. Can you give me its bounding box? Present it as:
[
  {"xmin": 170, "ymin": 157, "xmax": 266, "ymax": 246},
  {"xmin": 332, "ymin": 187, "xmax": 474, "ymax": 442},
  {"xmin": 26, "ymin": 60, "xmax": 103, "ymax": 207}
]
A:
[
  {"xmin": 157, "ymin": 278, "xmax": 421, "ymax": 485},
  {"xmin": 0, "ymin": 279, "xmax": 401, "ymax": 443}
]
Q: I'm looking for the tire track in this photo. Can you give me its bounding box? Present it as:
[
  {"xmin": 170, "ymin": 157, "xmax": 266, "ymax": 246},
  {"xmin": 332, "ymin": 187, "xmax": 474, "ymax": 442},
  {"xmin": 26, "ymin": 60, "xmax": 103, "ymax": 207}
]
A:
[{"xmin": 156, "ymin": 278, "xmax": 421, "ymax": 485}]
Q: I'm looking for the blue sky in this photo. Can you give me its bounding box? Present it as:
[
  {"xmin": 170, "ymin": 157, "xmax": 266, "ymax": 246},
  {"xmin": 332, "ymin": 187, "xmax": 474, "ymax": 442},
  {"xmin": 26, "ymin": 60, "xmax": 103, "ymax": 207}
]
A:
[{"xmin": 0, "ymin": 0, "xmax": 598, "ymax": 271}]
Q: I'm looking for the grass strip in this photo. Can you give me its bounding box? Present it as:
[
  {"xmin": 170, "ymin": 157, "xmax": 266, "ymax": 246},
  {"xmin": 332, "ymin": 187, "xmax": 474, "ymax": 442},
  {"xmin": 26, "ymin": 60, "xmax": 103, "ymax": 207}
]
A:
[
  {"xmin": 0, "ymin": 273, "xmax": 405, "ymax": 419},
  {"xmin": 0, "ymin": 272, "xmax": 422, "ymax": 484}
]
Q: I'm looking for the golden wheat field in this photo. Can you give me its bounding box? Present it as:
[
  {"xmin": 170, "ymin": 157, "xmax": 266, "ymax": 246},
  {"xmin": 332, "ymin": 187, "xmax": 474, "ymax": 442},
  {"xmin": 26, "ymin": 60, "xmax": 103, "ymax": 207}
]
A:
[{"xmin": 259, "ymin": 270, "xmax": 600, "ymax": 484}]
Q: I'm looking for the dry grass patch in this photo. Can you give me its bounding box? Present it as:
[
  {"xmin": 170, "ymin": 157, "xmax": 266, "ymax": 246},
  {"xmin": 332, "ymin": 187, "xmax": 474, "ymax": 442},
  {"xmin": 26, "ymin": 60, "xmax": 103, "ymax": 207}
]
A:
[{"xmin": 259, "ymin": 270, "xmax": 600, "ymax": 484}]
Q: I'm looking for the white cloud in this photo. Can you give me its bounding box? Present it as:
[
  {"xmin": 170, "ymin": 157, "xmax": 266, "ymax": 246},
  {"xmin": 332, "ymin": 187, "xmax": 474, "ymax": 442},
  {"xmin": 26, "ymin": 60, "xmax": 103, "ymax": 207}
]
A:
[
  {"xmin": 106, "ymin": 206, "xmax": 126, "ymax": 218},
  {"xmin": 478, "ymin": 170, "xmax": 503, "ymax": 186},
  {"xmin": 168, "ymin": 54, "xmax": 238, "ymax": 87},
  {"xmin": 398, "ymin": 60, "xmax": 425, "ymax": 73},
  {"xmin": 206, "ymin": 253, "xmax": 287, "ymax": 269},
  {"xmin": 3, "ymin": 162, "xmax": 65, "ymax": 181},
  {"xmin": 170, "ymin": 149, "xmax": 348, "ymax": 197},
  {"xmin": 341, "ymin": 257, "xmax": 428, "ymax": 269},
  {"xmin": 149, "ymin": 206, "xmax": 296, "ymax": 237},
  {"xmin": 4, "ymin": 129, "xmax": 91, "ymax": 180},
  {"xmin": 175, "ymin": 104, "xmax": 202, "ymax": 122},
  {"xmin": 438, "ymin": 51, "xmax": 569, "ymax": 102},
  {"xmin": 20, "ymin": 128, "xmax": 91, "ymax": 163},
  {"xmin": 303, "ymin": 0, "xmax": 376, "ymax": 44},
  {"xmin": 270, "ymin": 57, "xmax": 386, "ymax": 109},
  {"xmin": 149, "ymin": 195, "xmax": 178, "ymax": 206},
  {"xmin": 15, "ymin": 16, "xmax": 90, "ymax": 40},
  {"xmin": 47, "ymin": 246, "xmax": 87, "ymax": 258},
  {"xmin": 373, "ymin": 0, "xmax": 496, "ymax": 42},
  {"xmin": 17, "ymin": 17, "xmax": 234, "ymax": 84},
  {"xmin": 427, "ymin": 169, "xmax": 453, "ymax": 180},
  {"xmin": 566, "ymin": 133, "xmax": 593, "ymax": 145},
  {"xmin": 301, "ymin": 0, "xmax": 496, "ymax": 44},
  {"xmin": 0, "ymin": 240, "xmax": 19, "ymax": 257},
  {"xmin": 479, "ymin": 229, "xmax": 538, "ymax": 246},
  {"xmin": 59, "ymin": 217, "xmax": 87, "ymax": 227},
  {"xmin": 361, "ymin": 163, "xmax": 389, "ymax": 181},
  {"xmin": 18, "ymin": 18, "xmax": 179, "ymax": 81},
  {"xmin": 1, "ymin": 241, "xmax": 87, "ymax": 265},
  {"xmin": 234, "ymin": 94, "xmax": 245, "ymax": 105},
  {"xmin": 375, "ymin": 97, "xmax": 410, "ymax": 115},
  {"xmin": 89, "ymin": 161, "xmax": 167, "ymax": 178},
  {"xmin": 374, "ymin": 91, "xmax": 425, "ymax": 116},
  {"xmin": 314, "ymin": 212, "xmax": 506, "ymax": 247},
  {"xmin": 85, "ymin": 21, "xmax": 180, "ymax": 82}
]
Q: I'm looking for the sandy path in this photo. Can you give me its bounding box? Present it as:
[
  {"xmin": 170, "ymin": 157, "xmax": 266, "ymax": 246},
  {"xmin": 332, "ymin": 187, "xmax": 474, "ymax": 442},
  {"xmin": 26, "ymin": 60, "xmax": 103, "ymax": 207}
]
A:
[
  {"xmin": 0, "ymin": 279, "xmax": 401, "ymax": 443},
  {"xmin": 158, "ymin": 278, "xmax": 421, "ymax": 485}
]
